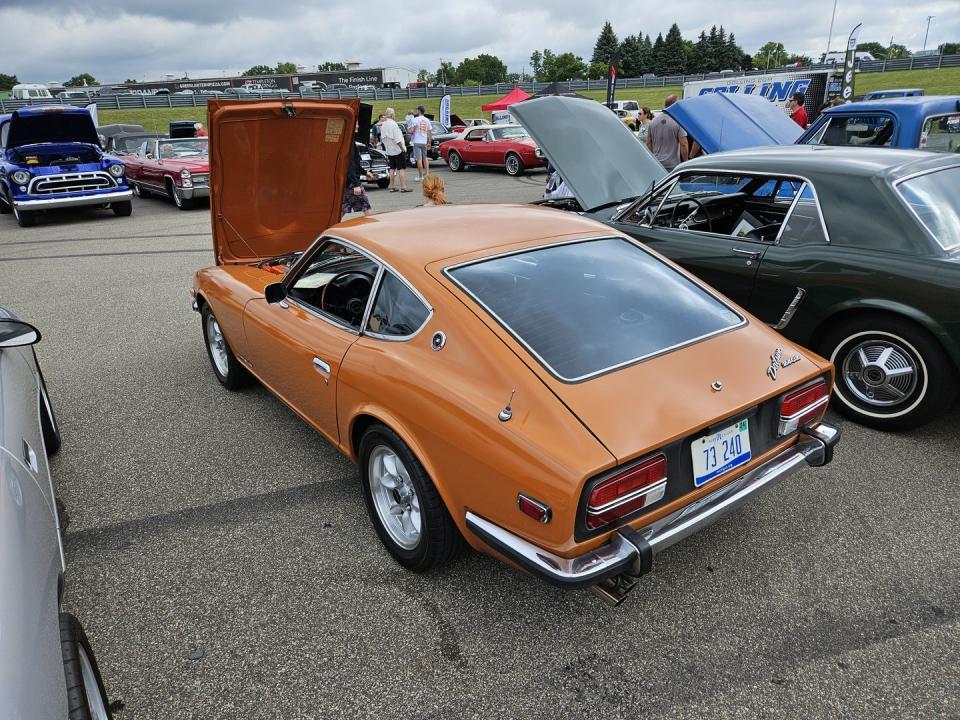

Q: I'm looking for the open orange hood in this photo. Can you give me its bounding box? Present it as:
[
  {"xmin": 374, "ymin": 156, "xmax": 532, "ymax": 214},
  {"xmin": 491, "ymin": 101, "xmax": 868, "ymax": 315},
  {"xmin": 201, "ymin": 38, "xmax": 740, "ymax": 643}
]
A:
[{"xmin": 208, "ymin": 99, "xmax": 358, "ymax": 265}]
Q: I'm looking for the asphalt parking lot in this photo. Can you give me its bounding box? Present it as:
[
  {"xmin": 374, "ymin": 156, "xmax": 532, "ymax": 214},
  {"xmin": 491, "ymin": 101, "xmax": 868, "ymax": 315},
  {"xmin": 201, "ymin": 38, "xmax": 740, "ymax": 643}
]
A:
[{"xmin": 2, "ymin": 162, "xmax": 958, "ymax": 719}]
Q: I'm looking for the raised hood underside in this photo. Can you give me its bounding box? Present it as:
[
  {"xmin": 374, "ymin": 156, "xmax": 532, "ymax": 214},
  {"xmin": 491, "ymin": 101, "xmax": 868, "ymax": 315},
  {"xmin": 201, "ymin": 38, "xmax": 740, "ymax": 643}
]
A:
[
  {"xmin": 208, "ymin": 99, "xmax": 358, "ymax": 265},
  {"xmin": 665, "ymin": 93, "xmax": 802, "ymax": 154},
  {"xmin": 8, "ymin": 106, "xmax": 101, "ymax": 148},
  {"xmin": 511, "ymin": 95, "xmax": 666, "ymax": 212}
]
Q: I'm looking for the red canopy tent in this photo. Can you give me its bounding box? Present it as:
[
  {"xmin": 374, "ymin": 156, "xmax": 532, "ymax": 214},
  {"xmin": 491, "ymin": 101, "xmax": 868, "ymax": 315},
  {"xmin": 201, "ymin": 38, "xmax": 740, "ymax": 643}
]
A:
[{"xmin": 481, "ymin": 86, "xmax": 531, "ymax": 111}]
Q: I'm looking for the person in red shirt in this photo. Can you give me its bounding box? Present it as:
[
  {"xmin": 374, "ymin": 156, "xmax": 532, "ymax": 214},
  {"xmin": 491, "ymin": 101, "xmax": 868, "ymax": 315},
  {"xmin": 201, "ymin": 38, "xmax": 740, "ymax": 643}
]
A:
[
  {"xmin": 194, "ymin": 122, "xmax": 208, "ymax": 137},
  {"xmin": 789, "ymin": 92, "xmax": 809, "ymax": 129}
]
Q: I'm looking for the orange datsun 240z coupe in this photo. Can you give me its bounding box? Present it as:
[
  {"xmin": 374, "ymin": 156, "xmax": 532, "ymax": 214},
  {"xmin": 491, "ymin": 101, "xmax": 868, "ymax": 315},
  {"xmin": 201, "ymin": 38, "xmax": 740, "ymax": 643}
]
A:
[{"xmin": 191, "ymin": 99, "xmax": 840, "ymax": 603}]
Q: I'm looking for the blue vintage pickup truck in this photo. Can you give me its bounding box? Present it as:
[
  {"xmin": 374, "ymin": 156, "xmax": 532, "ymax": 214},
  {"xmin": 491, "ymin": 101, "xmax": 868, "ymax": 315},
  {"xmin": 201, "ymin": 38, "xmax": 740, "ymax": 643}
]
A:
[
  {"xmin": 0, "ymin": 105, "xmax": 132, "ymax": 227},
  {"xmin": 666, "ymin": 93, "xmax": 960, "ymax": 154}
]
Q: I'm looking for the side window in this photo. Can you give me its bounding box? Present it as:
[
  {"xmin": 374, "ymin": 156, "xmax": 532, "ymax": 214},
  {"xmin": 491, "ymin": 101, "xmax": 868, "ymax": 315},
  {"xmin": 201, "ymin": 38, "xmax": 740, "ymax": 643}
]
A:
[
  {"xmin": 779, "ymin": 184, "xmax": 829, "ymax": 246},
  {"xmin": 466, "ymin": 130, "xmax": 484, "ymax": 141},
  {"xmin": 288, "ymin": 240, "xmax": 380, "ymax": 330},
  {"xmin": 920, "ymin": 114, "xmax": 960, "ymax": 153},
  {"xmin": 0, "ymin": 122, "xmax": 8, "ymax": 149},
  {"xmin": 808, "ymin": 114, "xmax": 894, "ymax": 147},
  {"xmin": 366, "ymin": 272, "xmax": 430, "ymax": 338}
]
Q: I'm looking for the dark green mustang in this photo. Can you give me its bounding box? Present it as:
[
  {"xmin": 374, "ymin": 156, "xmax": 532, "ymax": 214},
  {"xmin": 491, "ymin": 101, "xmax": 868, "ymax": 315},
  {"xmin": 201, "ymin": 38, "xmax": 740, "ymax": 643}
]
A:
[{"xmin": 515, "ymin": 96, "xmax": 960, "ymax": 430}]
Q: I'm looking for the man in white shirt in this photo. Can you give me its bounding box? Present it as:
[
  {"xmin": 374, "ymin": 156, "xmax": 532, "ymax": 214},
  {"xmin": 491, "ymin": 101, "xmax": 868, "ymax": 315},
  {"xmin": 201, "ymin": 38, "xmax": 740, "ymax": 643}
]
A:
[
  {"xmin": 408, "ymin": 105, "xmax": 433, "ymax": 181},
  {"xmin": 379, "ymin": 108, "xmax": 411, "ymax": 192}
]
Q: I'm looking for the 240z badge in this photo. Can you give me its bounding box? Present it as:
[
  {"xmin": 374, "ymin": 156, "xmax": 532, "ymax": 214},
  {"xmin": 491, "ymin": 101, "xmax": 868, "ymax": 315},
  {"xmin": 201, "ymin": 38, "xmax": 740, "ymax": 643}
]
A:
[{"xmin": 767, "ymin": 348, "xmax": 802, "ymax": 380}]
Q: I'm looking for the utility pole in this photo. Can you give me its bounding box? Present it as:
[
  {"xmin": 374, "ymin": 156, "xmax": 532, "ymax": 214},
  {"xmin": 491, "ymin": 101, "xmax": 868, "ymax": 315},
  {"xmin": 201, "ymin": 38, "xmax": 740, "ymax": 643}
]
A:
[
  {"xmin": 923, "ymin": 15, "xmax": 934, "ymax": 51},
  {"xmin": 826, "ymin": 0, "xmax": 838, "ymax": 58}
]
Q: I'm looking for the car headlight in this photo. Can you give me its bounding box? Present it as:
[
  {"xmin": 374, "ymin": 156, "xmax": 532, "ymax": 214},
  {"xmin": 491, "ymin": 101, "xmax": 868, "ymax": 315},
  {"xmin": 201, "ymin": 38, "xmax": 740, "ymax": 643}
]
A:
[
  {"xmin": 181, "ymin": 170, "xmax": 192, "ymax": 179},
  {"xmin": 108, "ymin": 163, "xmax": 125, "ymax": 178},
  {"xmin": 11, "ymin": 170, "xmax": 30, "ymax": 185}
]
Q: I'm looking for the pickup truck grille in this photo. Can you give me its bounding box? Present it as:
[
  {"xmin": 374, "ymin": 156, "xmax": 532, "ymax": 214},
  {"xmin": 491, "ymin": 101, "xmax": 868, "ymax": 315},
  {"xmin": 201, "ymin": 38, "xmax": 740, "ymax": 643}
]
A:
[{"xmin": 29, "ymin": 172, "xmax": 116, "ymax": 195}]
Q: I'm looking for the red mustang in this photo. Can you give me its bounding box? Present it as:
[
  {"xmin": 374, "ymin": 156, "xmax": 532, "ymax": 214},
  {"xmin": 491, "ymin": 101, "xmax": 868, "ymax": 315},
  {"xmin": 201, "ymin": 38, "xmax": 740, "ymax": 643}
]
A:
[
  {"xmin": 123, "ymin": 137, "xmax": 209, "ymax": 210},
  {"xmin": 439, "ymin": 124, "xmax": 546, "ymax": 176}
]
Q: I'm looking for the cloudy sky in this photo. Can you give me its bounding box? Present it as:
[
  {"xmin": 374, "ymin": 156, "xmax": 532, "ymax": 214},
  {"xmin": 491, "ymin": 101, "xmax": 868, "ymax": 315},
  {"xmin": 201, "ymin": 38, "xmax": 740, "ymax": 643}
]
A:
[{"xmin": 2, "ymin": 0, "xmax": 957, "ymax": 83}]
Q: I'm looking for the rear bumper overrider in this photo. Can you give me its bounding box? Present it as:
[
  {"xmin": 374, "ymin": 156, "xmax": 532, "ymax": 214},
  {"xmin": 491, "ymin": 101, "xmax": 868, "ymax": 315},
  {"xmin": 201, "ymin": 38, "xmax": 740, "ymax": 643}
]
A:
[{"xmin": 466, "ymin": 423, "xmax": 840, "ymax": 597}]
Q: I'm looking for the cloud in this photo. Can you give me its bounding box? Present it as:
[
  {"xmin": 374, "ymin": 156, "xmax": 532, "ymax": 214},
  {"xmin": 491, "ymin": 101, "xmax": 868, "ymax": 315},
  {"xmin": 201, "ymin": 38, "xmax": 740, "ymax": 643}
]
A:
[{"xmin": 2, "ymin": 1, "xmax": 957, "ymax": 83}]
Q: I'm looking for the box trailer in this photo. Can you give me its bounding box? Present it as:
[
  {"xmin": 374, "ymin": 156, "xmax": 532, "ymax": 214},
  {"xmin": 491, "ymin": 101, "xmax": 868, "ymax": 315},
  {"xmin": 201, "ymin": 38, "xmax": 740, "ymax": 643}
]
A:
[{"xmin": 683, "ymin": 70, "xmax": 836, "ymax": 117}]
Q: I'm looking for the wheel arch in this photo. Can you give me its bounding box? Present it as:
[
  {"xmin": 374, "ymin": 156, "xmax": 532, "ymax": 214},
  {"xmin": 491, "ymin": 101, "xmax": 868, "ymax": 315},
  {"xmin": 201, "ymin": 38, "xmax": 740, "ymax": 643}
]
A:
[
  {"xmin": 809, "ymin": 302, "xmax": 960, "ymax": 375},
  {"xmin": 347, "ymin": 407, "xmax": 460, "ymax": 520}
]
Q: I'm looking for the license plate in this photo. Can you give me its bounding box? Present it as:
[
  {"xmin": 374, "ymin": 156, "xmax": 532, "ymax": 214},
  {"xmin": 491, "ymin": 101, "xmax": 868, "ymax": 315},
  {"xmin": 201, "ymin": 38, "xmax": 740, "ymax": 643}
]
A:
[
  {"xmin": 691, "ymin": 419, "xmax": 751, "ymax": 487},
  {"xmin": 361, "ymin": 153, "xmax": 371, "ymax": 161}
]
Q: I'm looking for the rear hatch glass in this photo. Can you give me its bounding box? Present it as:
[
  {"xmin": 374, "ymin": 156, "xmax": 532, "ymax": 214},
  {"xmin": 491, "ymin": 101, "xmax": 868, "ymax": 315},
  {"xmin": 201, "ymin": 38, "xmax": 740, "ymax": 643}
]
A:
[{"xmin": 446, "ymin": 237, "xmax": 744, "ymax": 382}]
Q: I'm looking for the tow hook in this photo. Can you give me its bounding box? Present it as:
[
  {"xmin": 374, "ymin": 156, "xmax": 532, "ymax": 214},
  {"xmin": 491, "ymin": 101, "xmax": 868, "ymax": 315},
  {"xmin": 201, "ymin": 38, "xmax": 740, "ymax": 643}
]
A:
[{"xmin": 590, "ymin": 527, "xmax": 654, "ymax": 606}]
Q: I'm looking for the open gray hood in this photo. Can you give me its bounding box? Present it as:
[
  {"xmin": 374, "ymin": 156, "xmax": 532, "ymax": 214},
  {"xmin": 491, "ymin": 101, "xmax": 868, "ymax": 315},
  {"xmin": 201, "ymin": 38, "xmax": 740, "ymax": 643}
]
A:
[{"xmin": 511, "ymin": 96, "xmax": 666, "ymax": 211}]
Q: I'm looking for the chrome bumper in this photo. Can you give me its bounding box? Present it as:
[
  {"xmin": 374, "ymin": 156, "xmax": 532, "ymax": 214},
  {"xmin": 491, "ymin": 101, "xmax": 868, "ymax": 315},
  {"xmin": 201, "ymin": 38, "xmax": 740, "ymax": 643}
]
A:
[
  {"xmin": 181, "ymin": 186, "xmax": 209, "ymax": 200},
  {"xmin": 15, "ymin": 189, "xmax": 133, "ymax": 211},
  {"xmin": 466, "ymin": 423, "xmax": 840, "ymax": 591}
]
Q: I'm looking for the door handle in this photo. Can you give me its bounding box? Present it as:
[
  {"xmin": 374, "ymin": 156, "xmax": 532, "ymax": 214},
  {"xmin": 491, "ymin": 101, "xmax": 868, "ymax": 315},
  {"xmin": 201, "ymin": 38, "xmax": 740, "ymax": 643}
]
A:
[
  {"xmin": 732, "ymin": 247, "xmax": 762, "ymax": 260},
  {"xmin": 312, "ymin": 357, "xmax": 331, "ymax": 374}
]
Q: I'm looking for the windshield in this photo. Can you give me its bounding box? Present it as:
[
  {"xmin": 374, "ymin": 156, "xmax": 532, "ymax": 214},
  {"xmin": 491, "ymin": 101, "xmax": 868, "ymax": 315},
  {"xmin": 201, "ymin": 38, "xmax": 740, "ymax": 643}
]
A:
[
  {"xmin": 896, "ymin": 166, "xmax": 960, "ymax": 251},
  {"xmin": 492, "ymin": 126, "xmax": 528, "ymax": 140},
  {"xmin": 622, "ymin": 101, "xmax": 639, "ymax": 111},
  {"xmin": 158, "ymin": 138, "xmax": 208, "ymax": 158},
  {"xmin": 431, "ymin": 122, "xmax": 448, "ymax": 134},
  {"xmin": 447, "ymin": 238, "xmax": 744, "ymax": 382}
]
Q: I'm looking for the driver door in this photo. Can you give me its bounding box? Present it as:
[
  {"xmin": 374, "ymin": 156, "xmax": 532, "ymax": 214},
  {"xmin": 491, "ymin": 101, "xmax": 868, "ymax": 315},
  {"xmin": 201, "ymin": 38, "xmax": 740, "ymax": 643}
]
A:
[{"xmin": 242, "ymin": 244, "xmax": 377, "ymax": 444}]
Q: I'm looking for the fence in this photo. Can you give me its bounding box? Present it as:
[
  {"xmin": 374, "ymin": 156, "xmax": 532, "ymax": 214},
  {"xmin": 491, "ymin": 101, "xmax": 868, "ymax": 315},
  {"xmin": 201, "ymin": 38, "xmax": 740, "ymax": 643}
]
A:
[{"xmin": 2, "ymin": 54, "xmax": 958, "ymax": 113}]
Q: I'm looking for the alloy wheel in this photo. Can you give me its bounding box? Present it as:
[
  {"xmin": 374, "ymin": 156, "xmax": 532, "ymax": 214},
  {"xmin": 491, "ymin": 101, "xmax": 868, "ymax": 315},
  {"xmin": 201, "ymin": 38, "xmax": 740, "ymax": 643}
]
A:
[
  {"xmin": 206, "ymin": 315, "xmax": 229, "ymax": 378},
  {"xmin": 78, "ymin": 645, "xmax": 110, "ymax": 720},
  {"xmin": 368, "ymin": 445, "xmax": 421, "ymax": 550}
]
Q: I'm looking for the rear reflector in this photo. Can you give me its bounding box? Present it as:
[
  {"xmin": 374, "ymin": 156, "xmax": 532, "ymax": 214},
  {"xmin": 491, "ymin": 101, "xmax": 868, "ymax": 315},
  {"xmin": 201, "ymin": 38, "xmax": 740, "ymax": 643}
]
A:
[
  {"xmin": 517, "ymin": 494, "xmax": 551, "ymax": 523},
  {"xmin": 586, "ymin": 455, "xmax": 668, "ymax": 530},
  {"xmin": 779, "ymin": 379, "xmax": 829, "ymax": 435}
]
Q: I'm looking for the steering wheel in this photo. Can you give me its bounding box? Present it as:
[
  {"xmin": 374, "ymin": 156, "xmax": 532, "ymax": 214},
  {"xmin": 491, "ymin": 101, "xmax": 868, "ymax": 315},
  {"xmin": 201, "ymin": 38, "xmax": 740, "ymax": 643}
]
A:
[
  {"xmin": 320, "ymin": 271, "xmax": 375, "ymax": 326},
  {"xmin": 668, "ymin": 197, "xmax": 712, "ymax": 233}
]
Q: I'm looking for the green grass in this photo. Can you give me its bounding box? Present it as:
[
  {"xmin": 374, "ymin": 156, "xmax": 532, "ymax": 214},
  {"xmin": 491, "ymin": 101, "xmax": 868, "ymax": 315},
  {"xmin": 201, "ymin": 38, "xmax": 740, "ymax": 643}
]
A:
[
  {"xmin": 97, "ymin": 66, "xmax": 960, "ymax": 132},
  {"xmin": 98, "ymin": 86, "xmax": 683, "ymax": 132},
  {"xmin": 854, "ymin": 66, "xmax": 960, "ymax": 95}
]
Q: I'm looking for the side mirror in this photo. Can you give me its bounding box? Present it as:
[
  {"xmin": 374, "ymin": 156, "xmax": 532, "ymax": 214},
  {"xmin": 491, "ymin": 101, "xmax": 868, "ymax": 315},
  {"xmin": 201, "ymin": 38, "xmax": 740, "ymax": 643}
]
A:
[
  {"xmin": 264, "ymin": 282, "xmax": 287, "ymax": 304},
  {"xmin": 0, "ymin": 319, "xmax": 41, "ymax": 348}
]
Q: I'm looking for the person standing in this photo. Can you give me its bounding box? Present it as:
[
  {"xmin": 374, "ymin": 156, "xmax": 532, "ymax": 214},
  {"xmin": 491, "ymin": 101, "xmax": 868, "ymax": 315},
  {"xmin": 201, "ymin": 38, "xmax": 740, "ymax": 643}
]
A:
[
  {"xmin": 646, "ymin": 95, "xmax": 688, "ymax": 172},
  {"xmin": 380, "ymin": 108, "xmax": 411, "ymax": 193},
  {"xmin": 409, "ymin": 105, "xmax": 432, "ymax": 181},
  {"xmin": 370, "ymin": 114, "xmax": 384, "ymax": 148},
  {"xmin": 342, "ymin": 124, "xmax": 376, "ymax": 219},
  {"xmin": 789, "ymin": 92, "xmax": 809, "ymax": 129}
]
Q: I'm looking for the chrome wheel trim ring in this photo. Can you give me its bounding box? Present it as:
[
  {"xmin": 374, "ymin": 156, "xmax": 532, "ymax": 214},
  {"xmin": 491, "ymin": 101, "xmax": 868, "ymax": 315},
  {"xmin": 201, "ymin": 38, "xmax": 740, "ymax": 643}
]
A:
[
  {"xmin": 506, "ymin": 155, "xmax": 519, "ymax": 174},
  {"xmin": 831, "ymin": 330, "xmax": 928, "ymax": 418},
  {"xmin": 78, "ymin": 645, "xmax": 109, "ymax": 720},
  {"xmin": 449, "ymin": 153, "xmax": 460, "ymax": 170},
  {"xmin": 172, "ymin": 186, "xmax": 182, "ymax": 207},
  {"xmin": 368, "ymin": 445, "xmax": 421, "ymax": 550},
  {"xmin": 205, "ymin": 315, "xmax": 229, "ymax": 377}
]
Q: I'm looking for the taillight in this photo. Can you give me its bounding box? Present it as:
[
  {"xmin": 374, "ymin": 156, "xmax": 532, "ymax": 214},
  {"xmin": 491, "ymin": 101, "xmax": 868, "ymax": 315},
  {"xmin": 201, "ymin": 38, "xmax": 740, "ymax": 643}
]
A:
[
  {"xmin": 779, "ymin": 379, "xmax": 829, "ymax": 435},
  {"xmin": 586, "ymin": 454, "xmax": 668, "ymax": 530}
]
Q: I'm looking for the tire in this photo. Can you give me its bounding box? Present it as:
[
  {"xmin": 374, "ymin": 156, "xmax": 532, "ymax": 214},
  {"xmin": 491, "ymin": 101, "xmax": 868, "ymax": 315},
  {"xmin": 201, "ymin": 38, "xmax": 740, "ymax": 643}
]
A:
[
  {"xmin": 132, "ymin": 182, "xmax": 151, "ymax": 199},
  {"xmin": 13, "ymin": 203, "xmax": 36, "ymax": 227},
  {"xmin": 447, "ymin": 151, "xmax": 464, "ymax": 172},
  {"xmin": 36, "ymin": 359, "xmax": 62, "ymax": 455},
  {"xmin": 0, "ymin": 185, "xmax": 11, "ymax": 214},
  {"xmin": 60, "ymin": 613, "xmax": 112, "ymax": 720},
  {"xmin": 359, "ymin": 423, "xmax": 463, "ymax": 571},
  {"xmin": 376, "ymin": 178, "xmax": 390, "ymax": 189},
  {"xmin": 819, "ymin": 314, "xmax": 957, "ymax": 431},
  {"xmin": 111, "ymin": 201, "xmax": 132, "ymax": 217},
  {"xmin": 201, "ymin": 304, "xmax": 251, "ymax": 390},
  {"xmin": 168, "ymin": 180, "xmax": 196, "ymax": 211},
  {"xmin": 504, "ymin": 153, "xmax": 524, "ymax": 177}
]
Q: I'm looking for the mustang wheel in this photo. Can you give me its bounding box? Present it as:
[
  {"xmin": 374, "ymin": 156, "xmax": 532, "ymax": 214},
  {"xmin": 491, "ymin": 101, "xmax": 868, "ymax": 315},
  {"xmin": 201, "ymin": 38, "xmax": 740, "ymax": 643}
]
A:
[
  {"xmin": 447, "ymin": 151, "xmax": 464, "ymax": 172},
  {"xmin": 359, "ymin": 423, "xmax": 462, "ymax": 571},
  {"xmin": 821, "ymin": 315, "xmax": 956, "ymax": 430},
  {"xmin": 60, "ymin": 613, "xmax": 112, "ymax": 720},
  {"xmin": 201, "ymin": 305, "xmax": 251, "ymax": 390},
  {"xmin": 504, "ymin": 153, "xmax": 524, "ymax": 177},
  {"xmin": 112, "ymin": 201, "xmax": 132, "ymax": 217}
]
